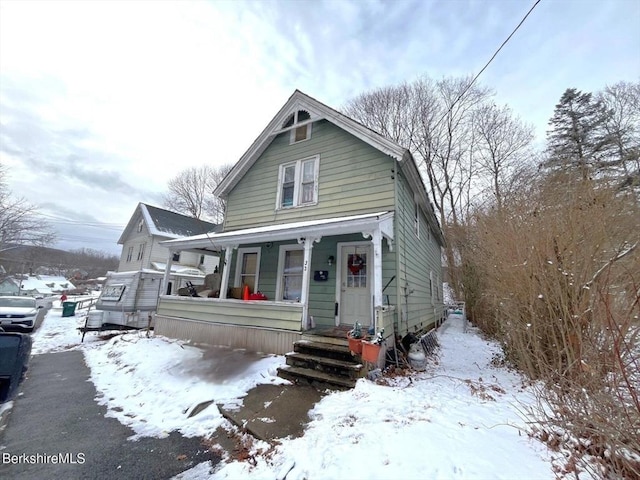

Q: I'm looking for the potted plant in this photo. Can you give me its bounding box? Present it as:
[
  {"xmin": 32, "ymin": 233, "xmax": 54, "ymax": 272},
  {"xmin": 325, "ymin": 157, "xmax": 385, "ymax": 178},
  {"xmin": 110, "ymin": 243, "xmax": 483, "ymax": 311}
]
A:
[
  {"xmin": 361, "ymin": 328, "xmax": 385, "ymax": 363},
  {"xmin": 347, "ymin": 322, "xmax": 365, "ymax": 354}
]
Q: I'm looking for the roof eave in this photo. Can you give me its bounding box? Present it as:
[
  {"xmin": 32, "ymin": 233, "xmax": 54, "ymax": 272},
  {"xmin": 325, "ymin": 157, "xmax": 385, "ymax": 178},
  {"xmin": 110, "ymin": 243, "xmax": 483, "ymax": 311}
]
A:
[
  {"xmin": 215, "ymin": 90, "xmax": 407, "ymax": 198},
  {"xmin": 161, "ymin": 211, "xmax": 394, "ymax": 251}
]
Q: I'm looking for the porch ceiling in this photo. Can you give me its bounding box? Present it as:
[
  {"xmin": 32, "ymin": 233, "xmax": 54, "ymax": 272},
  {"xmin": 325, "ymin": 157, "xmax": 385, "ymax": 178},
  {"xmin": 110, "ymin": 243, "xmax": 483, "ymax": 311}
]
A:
[{"xmin": 161, "ymin": 211, "xmax": 394, "ymax": 251}]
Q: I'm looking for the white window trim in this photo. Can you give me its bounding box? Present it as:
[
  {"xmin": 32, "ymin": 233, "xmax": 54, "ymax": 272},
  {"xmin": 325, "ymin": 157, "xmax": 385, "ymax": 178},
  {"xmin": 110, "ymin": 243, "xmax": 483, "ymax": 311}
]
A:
[
  {"xmin": 289, "ymin": 121, "xmax": 312, "ymax": 144},
  {"xmin": 275, "ymin": 155, "xmax": 320, "ymax": 210},
  {"xmin": 275, "ymin": 244, "xmax": 304, "ymax": 302},
  {"xmin": 234, "ymin": 247, "xmax": 261, "ymax": 293},
  {"xmin": 126, "ymin": 246, "xmax": 133, "ymax": 262}
]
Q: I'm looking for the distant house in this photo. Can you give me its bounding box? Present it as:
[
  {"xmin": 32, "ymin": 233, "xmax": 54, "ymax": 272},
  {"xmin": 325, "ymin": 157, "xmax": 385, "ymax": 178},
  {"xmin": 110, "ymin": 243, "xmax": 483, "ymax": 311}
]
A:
[
  {"xmin": 0, "ymin": 275, "xmax": 76, "ymax": 297},
  {"xmin": 0, "ymin": 277, "xmax": 20, "ymax": 296},
  {"xmin": 117, "ymin": 203, "xmax": 220, "ymax": 276},
  {"xmin": 154, "ymin": 90, "xmax": 445, "ymax": 368}
]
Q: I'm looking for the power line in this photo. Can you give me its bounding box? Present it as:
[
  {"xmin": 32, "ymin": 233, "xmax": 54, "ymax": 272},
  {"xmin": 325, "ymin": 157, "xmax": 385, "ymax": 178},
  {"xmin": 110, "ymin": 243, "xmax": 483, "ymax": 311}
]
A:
[{"xmin": 431, "ymin": 0, "xmax": 543, "ymax": 133}]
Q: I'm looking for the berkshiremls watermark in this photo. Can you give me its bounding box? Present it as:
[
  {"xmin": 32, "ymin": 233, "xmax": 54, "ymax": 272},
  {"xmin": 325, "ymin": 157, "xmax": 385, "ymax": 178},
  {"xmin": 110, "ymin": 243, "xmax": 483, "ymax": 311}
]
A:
[{"xmin": 2, "ymin": 452, "xmax": 86, "ymax": 465}]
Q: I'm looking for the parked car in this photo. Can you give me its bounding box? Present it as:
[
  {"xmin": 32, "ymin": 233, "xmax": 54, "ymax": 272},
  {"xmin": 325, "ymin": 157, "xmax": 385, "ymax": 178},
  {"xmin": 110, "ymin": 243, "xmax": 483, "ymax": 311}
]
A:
[
  {"xmin": 0, "ymin": 296, "xmax": 41, "ymax": 333},
  {"xmin": 0, "ymin": 332, "xmax": 33, "ymax": 402}
]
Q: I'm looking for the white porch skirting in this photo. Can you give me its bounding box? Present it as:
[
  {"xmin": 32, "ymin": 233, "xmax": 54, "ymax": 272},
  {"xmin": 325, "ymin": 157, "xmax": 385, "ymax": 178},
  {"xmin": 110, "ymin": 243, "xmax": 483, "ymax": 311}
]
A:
[{"xmin": 155, "ymin": 315, "xmax": 301, "ymax": 355}]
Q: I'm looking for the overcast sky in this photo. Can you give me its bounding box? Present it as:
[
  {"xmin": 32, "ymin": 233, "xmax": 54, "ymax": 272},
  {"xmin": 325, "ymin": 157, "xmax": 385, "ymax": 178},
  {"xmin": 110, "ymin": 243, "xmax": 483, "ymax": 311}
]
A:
[{"xmin": 1, "ymin": 0, "xmax": 638, "ymax": 256}]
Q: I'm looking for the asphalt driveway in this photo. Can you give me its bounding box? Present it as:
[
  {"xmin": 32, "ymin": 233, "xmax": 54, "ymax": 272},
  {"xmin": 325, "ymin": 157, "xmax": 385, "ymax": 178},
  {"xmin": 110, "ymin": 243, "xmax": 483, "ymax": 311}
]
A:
[{"xmin": 0, "ymin": 350, "xmax": 217, "ymax": 479}]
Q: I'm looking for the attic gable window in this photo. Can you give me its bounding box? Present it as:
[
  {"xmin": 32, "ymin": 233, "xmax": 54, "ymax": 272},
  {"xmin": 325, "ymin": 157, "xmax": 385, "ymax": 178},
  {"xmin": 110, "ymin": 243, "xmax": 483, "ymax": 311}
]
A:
[
  {"xmin": 137, "ymin": 219, "xmax": 144, "ymax": 232},
  {"xmin": 283, "ymin": 109, "xmax": 312, "ymax": 144},
  {"xmin": 276, "ymin": 155, "xmax": 319, "ymax": 209}
]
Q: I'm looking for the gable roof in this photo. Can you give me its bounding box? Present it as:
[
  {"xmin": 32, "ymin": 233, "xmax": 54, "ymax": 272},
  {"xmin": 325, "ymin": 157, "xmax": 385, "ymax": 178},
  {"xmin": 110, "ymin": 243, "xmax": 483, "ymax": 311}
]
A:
[
  {"xmin": 215, "ymin": 90, "xmax": 407, "ymax": 197},
  {"xmin": 117, "ymin": 203, "xmax": 220, "ymax": 244},
  {"xmin": 215, "ymin": 89, "xmax": 445, "ymax": 245}
]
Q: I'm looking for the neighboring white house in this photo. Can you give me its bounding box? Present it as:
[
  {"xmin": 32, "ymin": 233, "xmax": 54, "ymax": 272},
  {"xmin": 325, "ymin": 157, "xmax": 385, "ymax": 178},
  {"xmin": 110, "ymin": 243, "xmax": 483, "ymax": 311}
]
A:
[{"xmin": 117, "ymin": 203, "xmax": 221, "ymax": 276}]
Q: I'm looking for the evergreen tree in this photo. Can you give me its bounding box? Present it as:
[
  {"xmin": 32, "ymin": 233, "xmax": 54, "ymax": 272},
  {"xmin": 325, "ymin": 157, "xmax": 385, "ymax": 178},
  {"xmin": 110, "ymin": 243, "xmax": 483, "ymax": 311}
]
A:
[{"xmin": 544, "ymin": 88, "xmax": 611, "ymax": 181}]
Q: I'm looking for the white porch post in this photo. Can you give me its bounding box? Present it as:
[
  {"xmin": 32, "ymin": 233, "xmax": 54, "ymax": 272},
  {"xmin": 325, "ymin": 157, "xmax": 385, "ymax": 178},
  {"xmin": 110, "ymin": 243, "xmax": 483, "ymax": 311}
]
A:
[
  {"xmin": 363, "ymin": 228, "xmax": 384, "ymax": 309},
  {"xmin": 298, "ymin": 236, "xmax": 320, "ymax": 329},
  {"xmin": 371, "ymin": 228, "xmax": 383, "ymax": 308},
  {"xmin": 161, "ymin": 252, "xmax": 174, "ymax": 295},
  {"xmin": 219, "ymin": 245, "xmax": 235, "ymax": 299}
]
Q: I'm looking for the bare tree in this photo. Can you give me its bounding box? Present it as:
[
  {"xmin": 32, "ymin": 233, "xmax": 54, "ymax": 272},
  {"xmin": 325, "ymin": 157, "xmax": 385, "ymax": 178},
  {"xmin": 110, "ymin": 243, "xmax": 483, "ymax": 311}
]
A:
[
  {"xmin": 0, "ymin": 164, "xmax": 55, "ymax": 251},
  {"xmin": 473, "ymin": 102, "xmax": 535, "ymax": 210},
  {"xmin": 344, "ymin": 76, "xmax": 494, "ymax": 297},
  {"xmin": 163, "ymin": 164, "xmax": 233, "ymax": 223},
  {"xmin": 344, "ymin": 75, "xmax": 493, "ymax": 228},
  {"xmin": 596, "ymin": 80, "xmax": 640, "ymax": 192}
]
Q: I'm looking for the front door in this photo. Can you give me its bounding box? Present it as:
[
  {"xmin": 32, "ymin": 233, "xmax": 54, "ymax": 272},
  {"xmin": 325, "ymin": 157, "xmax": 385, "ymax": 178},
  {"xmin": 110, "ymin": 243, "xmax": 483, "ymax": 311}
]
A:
[{"xmin": 338, "ymin": 244, "xmax": 372, "ymax": 327}]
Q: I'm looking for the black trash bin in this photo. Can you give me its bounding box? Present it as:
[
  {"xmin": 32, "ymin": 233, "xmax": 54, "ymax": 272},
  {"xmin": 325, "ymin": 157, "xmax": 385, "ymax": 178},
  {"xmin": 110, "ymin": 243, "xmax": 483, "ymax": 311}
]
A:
[
  {"xmin": 0, "ymin": 332, "xmax": 33, "ymax": 402},
  {"xmin": 62, "ymin": 301, "xmax": 78, "ymax": 317}
]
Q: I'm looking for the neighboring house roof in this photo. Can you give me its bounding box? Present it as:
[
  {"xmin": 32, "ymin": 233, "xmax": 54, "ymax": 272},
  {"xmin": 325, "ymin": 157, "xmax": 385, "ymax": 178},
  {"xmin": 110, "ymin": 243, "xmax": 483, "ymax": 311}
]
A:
[
  {"xmin": 118, "ymin": 203, "xmax": 220, "ymax": 244},
  {"xmin": 16, "ymin": 275, "xmax": 76, "ymax": 295},
  {"xmin": 215, "ymin": 89, "xmax": 444, "ymax": 245}
]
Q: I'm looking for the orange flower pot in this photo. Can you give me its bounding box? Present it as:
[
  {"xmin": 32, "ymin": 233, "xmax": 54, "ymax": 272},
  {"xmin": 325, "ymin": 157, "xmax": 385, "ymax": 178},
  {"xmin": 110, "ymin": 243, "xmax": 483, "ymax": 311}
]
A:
[
  {"xmin": 361, "ymin": 340, "xmax": 381, "ymax": 363},
  {"xmin": 347, "ymin": 332, "xmax": 364, "ymax": 355}
]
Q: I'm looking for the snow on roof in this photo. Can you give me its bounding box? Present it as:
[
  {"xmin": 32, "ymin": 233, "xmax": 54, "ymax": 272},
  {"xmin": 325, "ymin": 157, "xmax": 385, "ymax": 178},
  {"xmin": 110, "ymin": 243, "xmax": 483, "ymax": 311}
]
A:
[
  {"xmin": 142, "ymin": 204, "xmax": 219, "ymax": 238},
  {"xmin": 19, "ymin": 275, "xmax": 76, "ymax": 294}
]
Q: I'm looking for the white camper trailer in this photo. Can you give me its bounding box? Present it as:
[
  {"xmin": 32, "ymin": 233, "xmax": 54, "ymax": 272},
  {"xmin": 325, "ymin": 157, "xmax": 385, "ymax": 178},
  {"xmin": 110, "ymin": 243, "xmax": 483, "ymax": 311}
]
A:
[{"xmin": 90, "ymin": 269, "xmax": 207, "ymax": 329}]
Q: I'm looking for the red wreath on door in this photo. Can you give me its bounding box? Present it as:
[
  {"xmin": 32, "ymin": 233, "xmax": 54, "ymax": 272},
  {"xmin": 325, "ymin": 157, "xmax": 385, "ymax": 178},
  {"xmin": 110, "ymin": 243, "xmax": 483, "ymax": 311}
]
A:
[{"xmin": 348, "ymin": 254, "xmax": 365, "ymax": 275}]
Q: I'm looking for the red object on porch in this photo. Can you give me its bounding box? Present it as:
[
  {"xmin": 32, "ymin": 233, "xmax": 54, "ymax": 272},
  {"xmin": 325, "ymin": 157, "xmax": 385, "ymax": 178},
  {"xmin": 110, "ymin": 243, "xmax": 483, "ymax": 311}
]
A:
[
  {"xmin": 347, "ymin": 332, "xmax": 364, "ymax": 355},
  {"xmin": 248, "ymin": 292, "xmax": 268, "ymax": 300},
  {"xmin": 361, "ymin": 340, "xmax": 381, "ymax": 363},
  {"xmin": 242, "ymin": 285, "xmax": 250, "ymax": 300}
]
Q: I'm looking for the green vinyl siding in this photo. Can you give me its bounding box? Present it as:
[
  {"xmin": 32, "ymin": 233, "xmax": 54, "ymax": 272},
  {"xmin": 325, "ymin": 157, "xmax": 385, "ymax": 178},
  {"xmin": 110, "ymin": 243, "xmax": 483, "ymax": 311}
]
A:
[
  {"xmin": 157, "ymin": 296, "xmax": 303, "ymax": 331},
  {"xmin": 224, "ymin": 234, "xmax": 396, "ymax": 330},
  {"xmin": 224, "ymin": 120, "xmax": 396, "ymax": 230},
  {"xmin": 394, "ymin": 168, "xmax": 443, "ymax": 334}
]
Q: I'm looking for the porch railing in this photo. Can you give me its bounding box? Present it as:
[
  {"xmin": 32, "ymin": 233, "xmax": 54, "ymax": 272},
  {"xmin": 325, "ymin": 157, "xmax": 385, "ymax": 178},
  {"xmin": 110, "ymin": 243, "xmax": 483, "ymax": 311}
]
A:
[{"xmin": 157, "ymin": 295, "xmax": 304, "ymax": 332}]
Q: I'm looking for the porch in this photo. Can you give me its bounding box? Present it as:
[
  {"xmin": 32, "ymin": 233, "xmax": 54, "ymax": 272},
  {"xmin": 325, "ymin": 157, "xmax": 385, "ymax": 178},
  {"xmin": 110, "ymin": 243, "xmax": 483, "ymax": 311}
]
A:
[{"xmin": 157, "ymin": 212, "xmax": 396, "ymax": 341}]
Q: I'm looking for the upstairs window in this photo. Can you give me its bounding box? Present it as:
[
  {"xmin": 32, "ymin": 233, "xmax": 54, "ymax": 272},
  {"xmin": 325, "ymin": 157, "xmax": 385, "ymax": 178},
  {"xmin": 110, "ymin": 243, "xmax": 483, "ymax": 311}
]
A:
[
  {"xmin": 283, "ymin": 109, "xmax": 312, "ymax": 144},
  {"xmin": 277, "ymin": 156, "xmax": 319, "ymax": 209},
  {"xmin": 137, "ymin": 243, "xmax": 145, "ymax": 261},
  {"xmin": 126, "ymin": 246, "xmax": 134, "ymax": 262},
  {"xmin": 137, "ymin": 219, "xmax": 144, "ymax": 232}
]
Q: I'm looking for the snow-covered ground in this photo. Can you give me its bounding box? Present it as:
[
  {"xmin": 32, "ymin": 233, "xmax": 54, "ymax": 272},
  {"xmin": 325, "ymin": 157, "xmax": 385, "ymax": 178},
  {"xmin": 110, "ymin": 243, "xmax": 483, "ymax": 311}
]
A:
[{"xmin": 27, "ymin": 302, "xmax": 555, "ymax": 479}]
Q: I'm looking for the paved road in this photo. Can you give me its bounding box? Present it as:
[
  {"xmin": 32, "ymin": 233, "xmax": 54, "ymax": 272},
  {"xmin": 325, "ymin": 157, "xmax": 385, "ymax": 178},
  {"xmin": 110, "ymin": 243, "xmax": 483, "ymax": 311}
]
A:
[{"xmin": 0, "ymin": 351, "xmax": 217, "ymax": 479}]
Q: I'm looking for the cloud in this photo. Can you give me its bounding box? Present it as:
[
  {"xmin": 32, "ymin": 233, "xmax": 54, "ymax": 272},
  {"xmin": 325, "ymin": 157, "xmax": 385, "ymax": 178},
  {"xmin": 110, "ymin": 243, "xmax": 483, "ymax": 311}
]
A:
[{"xmin": 1, "ymin": 0, "xmax": 638, "ymax": 255}]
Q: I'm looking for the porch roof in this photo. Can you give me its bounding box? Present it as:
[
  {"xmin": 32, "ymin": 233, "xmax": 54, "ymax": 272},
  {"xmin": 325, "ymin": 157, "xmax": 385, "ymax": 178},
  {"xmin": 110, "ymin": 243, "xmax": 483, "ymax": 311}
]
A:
[{"xmin": 161, "ymin": 211, "xmax": 394, "ymax": 252}]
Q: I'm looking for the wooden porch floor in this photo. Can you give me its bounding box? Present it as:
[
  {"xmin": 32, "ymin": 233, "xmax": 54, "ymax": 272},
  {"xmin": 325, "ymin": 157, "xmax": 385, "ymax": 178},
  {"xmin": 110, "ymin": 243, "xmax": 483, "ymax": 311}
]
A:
[
  {"xmin": 301, "ymin": 325, "xmax": 352, "ymax": 347},
  {"xmin": 304, "ymin": 324, "xmax": 352, "ymax": 339}
]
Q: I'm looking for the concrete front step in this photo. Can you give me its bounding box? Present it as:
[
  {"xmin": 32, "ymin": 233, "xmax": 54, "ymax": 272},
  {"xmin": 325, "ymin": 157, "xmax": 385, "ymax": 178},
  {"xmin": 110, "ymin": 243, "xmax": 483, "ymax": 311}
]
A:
[
  {"xmin": 277, "ymin": 365, "xmax": 357, "ymax": 390},
  {"xmin": 285, "ymin": 352, "xmax": 363, "ymax": 379}
]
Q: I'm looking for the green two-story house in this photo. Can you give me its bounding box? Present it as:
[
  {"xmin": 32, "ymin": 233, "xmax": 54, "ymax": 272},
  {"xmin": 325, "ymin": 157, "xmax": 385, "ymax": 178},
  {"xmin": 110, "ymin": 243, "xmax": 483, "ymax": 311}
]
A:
[{"xmin": 155, "ymin": 90, "xmax": 445, "ymax": 363}]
